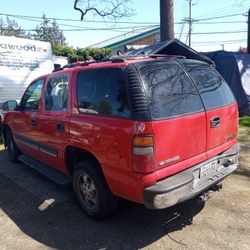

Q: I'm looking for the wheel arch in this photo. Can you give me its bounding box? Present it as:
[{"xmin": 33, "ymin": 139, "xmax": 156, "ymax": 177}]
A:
[
  {"xmin": 1, "ymin": 124, "xmax": 11, "ymax": 147},
  {"xmin": 65, "ymin": 145, "xmax": 103, "ymax": 176}
]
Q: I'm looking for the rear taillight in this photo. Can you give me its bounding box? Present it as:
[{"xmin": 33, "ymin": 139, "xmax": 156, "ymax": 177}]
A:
[{"xmin": 132, "ymin": 135, "xmax": 155, "ymax": 174}]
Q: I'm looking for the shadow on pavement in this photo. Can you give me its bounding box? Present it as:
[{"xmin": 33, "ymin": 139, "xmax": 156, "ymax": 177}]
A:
[
  {"xmin": 0, "ymin": 148, "xmax": 205, "ymax": 249},
  {"xmin": 234, "ymin": 165, "xmax": 250, "ymax": 178}
]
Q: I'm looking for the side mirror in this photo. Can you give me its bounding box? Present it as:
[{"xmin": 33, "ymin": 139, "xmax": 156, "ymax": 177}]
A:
[{"xmin": 3, "ymin": 100, "xmax": 18, "ymax": 111}]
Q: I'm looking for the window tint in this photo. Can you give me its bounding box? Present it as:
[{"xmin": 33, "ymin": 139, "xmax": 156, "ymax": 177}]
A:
[
  {"xmin": 44, "ymin": 73, "xmax": 69, "ymax": 112},
  {"xmin": 137, "ymin": 61, "xmax": 204, "ymax": 119},
  {"xmin": 77, "ymin": 68, "xmax": 130, "ymax": 118},
  {"xmin": 21, "ymin": 79, "xmax": 44, "ymax": 111},
  {"xmin": 185, "ymin": 63, "xmax": 235, "ymax": 110}
]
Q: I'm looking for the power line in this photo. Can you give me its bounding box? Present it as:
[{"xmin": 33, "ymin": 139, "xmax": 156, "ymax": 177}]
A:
[
  {"xmin": 195, "ymin": 20, "xmax": 246, "ymax": 24},
  {"xmin": 197, "ymin": 12, "xmax": 246, "ymax": 21},
  {"xmin": 0, "ymin": 12, "xmax": 160, "ymax": 25},
  {"xmin": 0, "ymin": 27, "xmax": 246, "ymax": 35},
  {"xmin": 1, "ymin": 4, "xmax": 248, "ymax": 25},
  {"xmin": 0, "ymin": 11, "xmax": 247, "ymax": 28},
  {"xmin": 0, "ymin": 13, "xmax": 159, "ymax": 30},
  {"xmin": 191, "ymin": 30, "xmax": 246, "ymax": 35},
  {"xmin": 194, "ymin": 2, "xmax": 250, "ymax": 19},
  {"xmin": 0, "ymin": 10, "xmax": 248, "ymax": 48},
  {"xmin": 193, "ymin": 39, "xmax": 247, "ymax": 45}
]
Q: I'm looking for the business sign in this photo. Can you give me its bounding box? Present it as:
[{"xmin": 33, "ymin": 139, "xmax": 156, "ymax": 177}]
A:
[{"xmin": 0, "ymin": 36, "xmax": 54, "ymax": 102}]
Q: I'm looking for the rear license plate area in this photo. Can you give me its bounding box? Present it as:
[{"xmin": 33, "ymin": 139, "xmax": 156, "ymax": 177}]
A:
[{"xmin": 200, "ymin": 161, "xmax": 217, "ymax": 179}]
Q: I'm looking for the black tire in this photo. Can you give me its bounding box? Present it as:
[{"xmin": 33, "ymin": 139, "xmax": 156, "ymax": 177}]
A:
[
  {"xmin": 6, "ymin": 131, "xmax": 21, "ymax": 163},
  {"xmin": 73, "ymin": 160, "xmax": 118, "ymax": 219}
]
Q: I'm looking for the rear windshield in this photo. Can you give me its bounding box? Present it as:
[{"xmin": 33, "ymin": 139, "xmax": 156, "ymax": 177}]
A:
[
  {"xmin": 184, "ymin": 63, "xmax": 235, "ymax": 110},
  {"xmin": 136, "ymin": 60, "xmax": 204, "ymax": 120}
]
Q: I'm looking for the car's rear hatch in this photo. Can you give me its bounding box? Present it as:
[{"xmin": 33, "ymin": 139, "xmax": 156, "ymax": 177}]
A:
[
  {"xmin": 183, "ymin": 61, "xmax": 238, "ymax": 158},
  {"xmin": 132, "ymin": 59, "xmax": 238, "ymax": 180}
]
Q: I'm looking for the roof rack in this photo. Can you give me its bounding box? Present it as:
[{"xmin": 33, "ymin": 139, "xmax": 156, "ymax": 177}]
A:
[
  {"xmin": 52, "ymin": 54, "xmax": 185, "ymax": 73},
  {"xmin": 52, "ymin": 57, "xmax": 127, "ymax": 73},
  {"xmin": 148, "ymin": 54, "xmax": 185, "ymax": 59},
  {"xmin": 111, "ymin": 54, "xmax": 186, "ymax": 60}
]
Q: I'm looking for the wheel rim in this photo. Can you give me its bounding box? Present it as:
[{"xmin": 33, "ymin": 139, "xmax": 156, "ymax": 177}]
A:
[{"xmin": 78, "ymin": 173, "xmax": 97, "ymax": 210}]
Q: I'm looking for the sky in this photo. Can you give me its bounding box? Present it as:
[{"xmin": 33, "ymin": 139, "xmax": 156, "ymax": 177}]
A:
[{"xmin": 0, "ymin": 0, "xmax": 249, "ymax": 52}]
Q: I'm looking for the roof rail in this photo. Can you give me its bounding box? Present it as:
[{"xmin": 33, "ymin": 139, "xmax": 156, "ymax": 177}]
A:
[
  {"xmin": 112, "ymin": 54, "xmax": 186, "ymax": 60},
  {"xmin": 51, "ymin": 57, "xmax": 127, "ymax": 73},
  {"xmin": 147, "ymin": 54, "xmax": 186, "ymax": 59},
  {"xmin": 51, "ymin": 54, "xmax": 184, "ymax": 73}
]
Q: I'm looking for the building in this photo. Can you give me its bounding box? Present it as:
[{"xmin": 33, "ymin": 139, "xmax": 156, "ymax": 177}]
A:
[{"xmin": 89, "ymin": 27, "xmax": 160, "ymax": 55}]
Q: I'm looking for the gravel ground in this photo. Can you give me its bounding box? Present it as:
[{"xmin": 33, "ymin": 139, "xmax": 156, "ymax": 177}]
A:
[{"xmin": 0, "ymin": 128, "xmax": 249, "ymax": 250}]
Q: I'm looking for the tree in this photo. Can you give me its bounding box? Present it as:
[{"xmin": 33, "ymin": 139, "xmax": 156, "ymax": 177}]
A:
[
  {"xmin": 0, "ymin": 18, "xmax": 5, "ymax": 35},
  {"xmin": 34, "ymin": 15, "xmax": 66, "ymax": 45},
  {"xmin": 73, "ymin": 0, "xmax": 175, "ymax": 42},
  {"xmin": 0, "ymin": 17, "xmax": 26, "ymax": 38},
  {"xmin": 73, "ymin": 0, "xmax": 134, "ymax": 20}
]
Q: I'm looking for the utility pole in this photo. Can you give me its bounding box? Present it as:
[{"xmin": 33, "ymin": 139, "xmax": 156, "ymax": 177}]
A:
[
  {"xmin": 188, "ymin": 0, "xmax": 192, "ymax": 47},
  {"xmin": 184, "ymin": 0, "xmax": 195, "ymax": 47},
  {"xmin": 160, "ymin": 0, "xmax": 174, "ymax": 42},
  {"xmin": 248, "ymin": 9, "xmax": 250, "ymax": 54}
]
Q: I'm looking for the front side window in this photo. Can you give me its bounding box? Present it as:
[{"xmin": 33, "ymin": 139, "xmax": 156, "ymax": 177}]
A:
[
  {"xmin": 137, "ymin": 60, "xmax": 204, "ymax": 119},
  {"xmin": 185, "ymin": 63, "xmax": 235, "ymax": 110},
  {"xmin": 21, "ymin": 79, "xmax": 44, "ymax": 111},
  {"xmin": 77, "ymin": 67, "xmax": 130, "ymax": 118},
  {"xmin": 44, "ymin": 73, "xmax": 69, "ymax": 112}
]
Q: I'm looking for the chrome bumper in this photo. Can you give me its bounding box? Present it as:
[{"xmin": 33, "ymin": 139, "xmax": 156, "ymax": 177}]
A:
[{"xmin": 144, "ymin": 144, "xmax": 239, "ymax": 209}]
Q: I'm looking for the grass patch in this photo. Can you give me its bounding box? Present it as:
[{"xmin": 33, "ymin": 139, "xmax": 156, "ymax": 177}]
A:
[
  {"xmin": 238, "ymin": 127, "xmax": 250, "ymax": 143},
  {"xmin": 239, "ymin": 116, "xmax": 250, "ymax": 127}
]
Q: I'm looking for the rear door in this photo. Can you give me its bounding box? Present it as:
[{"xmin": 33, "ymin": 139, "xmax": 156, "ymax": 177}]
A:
[
  {"xmin": 135, "ymin": 60, "xmax": 207, "ymax": 179},
  {"xmin": 184, "ymin": 62, "xmax": 238, "ymax": 159}
]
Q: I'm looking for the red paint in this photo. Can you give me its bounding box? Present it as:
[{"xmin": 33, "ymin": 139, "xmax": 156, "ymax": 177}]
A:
[
  {"xmin": 152, "ymin": 112, "xmax": 207, "ymax": 180},
  {"xmin": 205, "ymin": 103, "xmax": 238, "ymax": 158}
]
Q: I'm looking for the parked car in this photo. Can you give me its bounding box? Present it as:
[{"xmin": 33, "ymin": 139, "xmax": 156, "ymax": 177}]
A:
[
  {"xmin": 0, "ymin": 100, "xmax": 20, "ymax": 129},
  {"xmin": 1, "ymin": 56, "xmax": 239, "ymax": 219}
]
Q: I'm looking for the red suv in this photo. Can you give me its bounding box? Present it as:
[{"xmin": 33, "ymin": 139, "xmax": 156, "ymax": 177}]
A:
[{"xmin": 2, "ymin": 56, "xmax": 239, "ymax": 219}]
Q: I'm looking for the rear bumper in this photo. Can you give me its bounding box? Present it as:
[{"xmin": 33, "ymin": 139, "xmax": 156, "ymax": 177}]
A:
[{"xmin": 144, "ymin": 144, "xmax": 239, "ymax": 209}]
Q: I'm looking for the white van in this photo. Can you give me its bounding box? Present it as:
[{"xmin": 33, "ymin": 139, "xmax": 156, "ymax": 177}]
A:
[{"xmin": 0, "ymin": 36, "xmax": 55, "ymax": 103}]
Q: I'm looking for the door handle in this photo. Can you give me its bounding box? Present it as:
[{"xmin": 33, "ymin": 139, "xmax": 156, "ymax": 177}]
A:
[
  {"xmin": 56, "ymin": 123, "xmax": 65, "ymax": 132},
  {"xmin": 31, "ymin": 120, "xmax": 37, "ymax": 126},
  {"xmin": 210, "ymin": 116, "xmax": 221, "ymax": 128}
]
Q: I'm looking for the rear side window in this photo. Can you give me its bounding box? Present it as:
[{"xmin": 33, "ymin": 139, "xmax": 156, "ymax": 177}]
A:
[
  {"xmin": 185, "ymin": 64, "xmax": 235, "ymax": 110},
  {"xmin": 77, "ymin": 67, "xmax": 130, "ymax": 118},
  {"xmin": 137, "ymin": 61, "xmax": 204, "ymax": 119}
]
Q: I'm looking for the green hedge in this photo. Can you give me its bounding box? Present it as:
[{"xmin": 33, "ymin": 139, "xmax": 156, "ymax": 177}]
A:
[
  {"xmin": 239, "ymin": 116, "xmax": 250, "ymax": 127},
  {"xmin": 52, "ymin": 44, "xmax": 112, "ymax": 63}
]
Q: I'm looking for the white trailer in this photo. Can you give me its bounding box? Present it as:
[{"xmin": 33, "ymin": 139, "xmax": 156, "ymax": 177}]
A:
[{"xmin": 0, "ymin": 36, "xmax": 55, "ymax": 103}]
